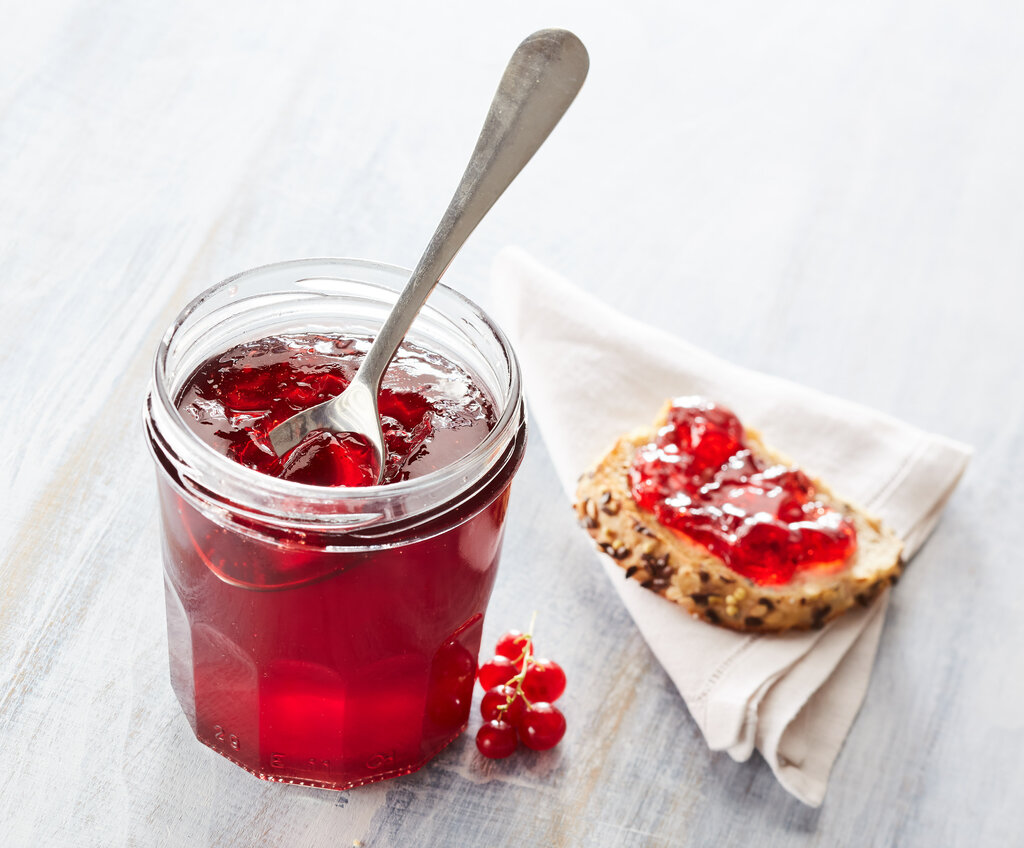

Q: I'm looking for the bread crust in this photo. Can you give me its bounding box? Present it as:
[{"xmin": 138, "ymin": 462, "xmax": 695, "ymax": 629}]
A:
[{"xmin": 574, "ymin": 413, "xmax": 903, "ymax": 633}]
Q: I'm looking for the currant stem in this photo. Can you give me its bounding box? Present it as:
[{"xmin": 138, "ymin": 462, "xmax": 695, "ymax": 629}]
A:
[
  {"xmin": 500, "ymin": 613, "xmax": 540, "ymax": 713},
  {"xmin": 514, "ymin": 610, "xmax": 538, "ymax": 668}
]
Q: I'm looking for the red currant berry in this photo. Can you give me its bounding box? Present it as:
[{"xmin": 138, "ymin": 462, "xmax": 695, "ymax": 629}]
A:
[
  {"xmin": 480, "ymin": 684, "xmax": 526, "ymax": 725},
  {"xmin": 521, "ymin": 658, "xmax": 566, "ymax": 702},
  {"xmin": 475, "ymin": 719, "xmax": 518, "ymax": 759},
  {"xmin": 495, "ymin": 629, "xmax": 530, "ymax": 667},
  {"xmin": 518, "ymin": 702, "xmax": 566, "ymax": 751},
  {"xmin": 477, "ymin": 656, "xmax": 517, "ymax": 690}
]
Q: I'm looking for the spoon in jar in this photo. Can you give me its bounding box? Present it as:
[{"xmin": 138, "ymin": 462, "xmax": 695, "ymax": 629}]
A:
[{"xmin": 268, "ymin": 29, "xmax": 588, "ymax": 480}]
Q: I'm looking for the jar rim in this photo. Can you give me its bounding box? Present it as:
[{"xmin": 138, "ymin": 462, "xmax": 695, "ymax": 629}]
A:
[{"xmin": 146, "ymin": 257, "xmax": 525, "ymax": 527}]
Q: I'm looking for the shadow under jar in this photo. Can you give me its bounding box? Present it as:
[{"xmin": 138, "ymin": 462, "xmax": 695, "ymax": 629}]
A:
[{"xmin": 144, "ymin": 258, "xmax": 527, "ymax": 789}]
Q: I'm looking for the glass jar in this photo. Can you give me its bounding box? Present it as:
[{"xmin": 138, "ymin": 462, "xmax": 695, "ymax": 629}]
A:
[{"xmin": 144, "ymin": 258, "xmax": 527, "ymax": 789}]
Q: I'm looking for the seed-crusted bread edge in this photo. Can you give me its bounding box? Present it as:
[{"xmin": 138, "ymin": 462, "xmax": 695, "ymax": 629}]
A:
[{"xmin": 573, "ymin": 420, "xmax": 903, "ymax": 634}]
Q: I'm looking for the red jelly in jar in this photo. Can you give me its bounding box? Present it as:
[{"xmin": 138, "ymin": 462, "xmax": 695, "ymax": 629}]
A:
[
  {"xmin": 629, "ymin": 398, "xmax": 856, "ymax": 585},
  {"xmin": 145, "ymin": 259, "xmax": 526, "ymax": 789},
  {"xmin": 176, "ymin": 333, "xmax": 496, "ymax": 488}
]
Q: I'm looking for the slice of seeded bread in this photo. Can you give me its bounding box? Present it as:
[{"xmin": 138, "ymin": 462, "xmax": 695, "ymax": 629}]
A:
[{"xmin": 574, "ymin": 411, "xmax": 903, "ymax": 633}]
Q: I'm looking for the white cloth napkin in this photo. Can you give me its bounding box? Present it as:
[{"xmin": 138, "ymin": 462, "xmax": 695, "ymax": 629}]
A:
[{"xmin": 490, "ymin": 247, "xmax": 971, "ymax": 807}]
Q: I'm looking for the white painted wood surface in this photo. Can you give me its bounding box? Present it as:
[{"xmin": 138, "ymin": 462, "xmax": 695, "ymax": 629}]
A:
[{"xmin": 1, "ymin": 2, "xmax": 1021, "ymax": 845}]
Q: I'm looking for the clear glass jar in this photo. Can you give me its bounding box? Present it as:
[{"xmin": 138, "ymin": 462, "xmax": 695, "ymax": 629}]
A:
[{"xmin": 144, "ymin": 258, "xmax": 527, "ymax": 789}]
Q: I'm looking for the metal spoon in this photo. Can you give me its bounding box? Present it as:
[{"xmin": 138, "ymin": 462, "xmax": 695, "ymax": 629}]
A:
[{"xmin": 268, "ymin": 29, "xmax": 589, "ymax": 479}]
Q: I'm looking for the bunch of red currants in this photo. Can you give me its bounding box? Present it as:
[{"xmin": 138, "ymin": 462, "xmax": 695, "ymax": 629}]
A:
[{"xmin": 474, "ymin": 626, "xmax": 567, "ymax": 759}]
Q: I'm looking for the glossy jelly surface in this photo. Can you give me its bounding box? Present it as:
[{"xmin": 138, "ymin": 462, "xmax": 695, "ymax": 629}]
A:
[
  {"xmin": 629, "ymin": 398, "xmax": 857, "ymax": 585},
  {"xmin": 158, "ymin": 332, "xmax": 523, "ymax": 789},
  {"xmin": 177, "ymin": 333, "xmax": 496, "ymax": 487}
]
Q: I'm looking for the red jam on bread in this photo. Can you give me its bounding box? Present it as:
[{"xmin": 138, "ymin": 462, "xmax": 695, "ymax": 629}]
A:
[{"xmin": 628, "ymin": 398, "xmax": 857, "ymax": 585}]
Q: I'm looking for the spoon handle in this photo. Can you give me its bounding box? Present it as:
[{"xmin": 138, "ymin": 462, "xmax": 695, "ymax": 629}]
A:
[{"xmin": 355, "ymin": 28, "xmax": 589, "ymax": 391}]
